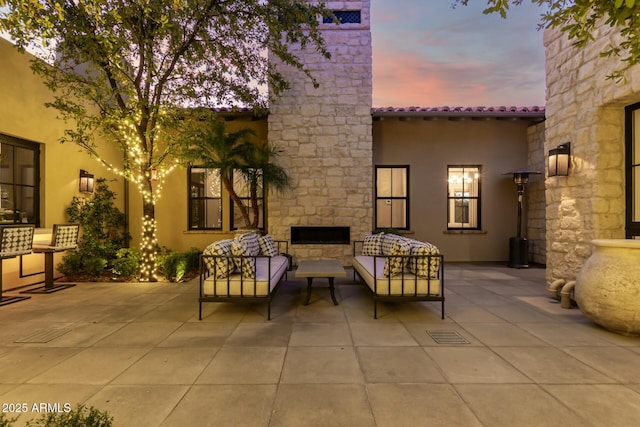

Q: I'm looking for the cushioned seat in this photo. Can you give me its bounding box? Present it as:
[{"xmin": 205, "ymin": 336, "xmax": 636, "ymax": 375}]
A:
[
  {"xmin": 352, "ymin": 233, "xmax": 445, "ymax": 319},
  {"xmin": 24, "ymin": 224, "xmax": 79, "ymax": 294},
  {"xmin": 0, "ymin": 225, "xmax": 35, "ymax": 306}
]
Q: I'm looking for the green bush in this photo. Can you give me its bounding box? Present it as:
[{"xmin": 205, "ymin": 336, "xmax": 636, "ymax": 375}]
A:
[
  {"xmin": 59, "ymin": 178, "xmax": 129, "ymax": 280},
  {"xmin": 158, "ymin": 247, "xmax": 201, "ymax": 282},
  {"xmin": 26, "ymin": 405, "xmax": 113, "ymax": 427},
  {"xmin": 59, "ymin": 250, "xmax": 108, "ymax": 279},
  {"xmin": 0, "ymin": 413, "xmax": 18, "ymax": 427},
  {"xmin": 112, "ymin": 247, "xmax": 142, "ymax": 279}
]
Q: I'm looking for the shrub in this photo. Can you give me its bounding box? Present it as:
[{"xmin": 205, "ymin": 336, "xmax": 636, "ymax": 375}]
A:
[
  {"xmin": 0, "ymin": 413, "xmax": 18, "ymax": 427},
  {"xmin": 158, "ymin": 247, "xmax": 201, "ymax": 282},
  {"xmin": 26, "ymin": 405, "xmax": 113, "ymax": 427},
  {"xmin": 112, "ymin": 247, "xmax": 142, "ymax": 279},
  {"xmin": 58, "ymin": 250, "xmax": 108, "ymax": 280},
  {"xmin": 59, "ymin": 178, "xmax": 129, "ymax": 280}
]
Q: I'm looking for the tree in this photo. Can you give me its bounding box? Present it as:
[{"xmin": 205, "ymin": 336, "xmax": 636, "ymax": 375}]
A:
[
  {"xmin": 0, "ymin": 0, "xmax": 331, "ymax": 280},
  {"xmin": 179, "ymin": 113, "xmax": 291, "ymax": 229},
  {"xmin": 454, "ymin": 0, "xmax": 640, "ymax": 80}
]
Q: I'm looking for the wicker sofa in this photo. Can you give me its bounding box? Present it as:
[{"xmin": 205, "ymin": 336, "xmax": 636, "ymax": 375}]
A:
[
  {"xmin": 199, "ymin": 233, "xmax": 289, "ymax": 320},
  {"xmin": 352, "ymin": 233, "xmax": 444, "ymax": 319}
]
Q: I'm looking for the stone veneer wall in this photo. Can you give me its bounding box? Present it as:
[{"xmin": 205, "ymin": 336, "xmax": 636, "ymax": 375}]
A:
[
  {"xmin": 544, "ymin": 24, "xmax": 638, "ymax": 284},
  {"xmin": 527, "ymin": 121, "xmax": 547, "ymax": 265},
  {"xmin": 267, "ymin": 1, "xmax": 373, "ymax": 265}
]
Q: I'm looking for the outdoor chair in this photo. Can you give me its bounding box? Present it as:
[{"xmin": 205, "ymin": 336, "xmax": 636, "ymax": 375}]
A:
[
  {"xmin": 0, "ymin": 224, "xmax": 35, "ymax": 306},
  {"xmin": 23, "ymin": 223, "xmax": 79, "ymax": 294}
]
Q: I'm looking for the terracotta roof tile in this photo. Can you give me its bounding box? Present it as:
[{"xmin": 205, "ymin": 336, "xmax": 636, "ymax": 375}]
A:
[
  {"xmin": 210, "ymin": 106, "xmax": 546, "ymax": 120},
  {"xmin": 371, "ymin": 106, "xmax": 545, "ymax": 118}
]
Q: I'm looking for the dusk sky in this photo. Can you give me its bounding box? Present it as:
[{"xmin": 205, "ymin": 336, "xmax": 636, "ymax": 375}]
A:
[
  {"xmin": 1, "ymin": 1, "xmax": 547, "ymax": 108},
  {"xmin": 371, "ymin": 0, "xmax": 547, "ymax": 108}
]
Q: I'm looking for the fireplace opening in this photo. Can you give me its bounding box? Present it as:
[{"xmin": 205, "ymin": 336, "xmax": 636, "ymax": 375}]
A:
[{"xmin": 291, "ymin": 226, "xmax": 351, "ymax": 245}]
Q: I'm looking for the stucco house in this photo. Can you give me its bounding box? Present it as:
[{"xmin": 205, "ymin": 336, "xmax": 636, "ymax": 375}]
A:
[{"xmin": 1, "ymin": 0, "xmax": 636, "ymax": 296}]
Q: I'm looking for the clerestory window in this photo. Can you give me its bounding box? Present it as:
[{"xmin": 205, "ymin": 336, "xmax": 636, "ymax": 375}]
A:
[{"xmin": 323, "ymin": 10, "xmax": 361, "ymax": 24}]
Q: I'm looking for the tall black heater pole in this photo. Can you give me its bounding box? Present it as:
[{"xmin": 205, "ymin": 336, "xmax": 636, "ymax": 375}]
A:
[
  {"xmin": 504, "ymin": 170, "xmax": 540, "ymax": 268},
  {"xmin": 516, "ymin": 181, "xmax": 524, "ymax": 238}
]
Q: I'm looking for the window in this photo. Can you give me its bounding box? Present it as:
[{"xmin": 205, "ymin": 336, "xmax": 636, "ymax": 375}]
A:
[
  {"xmin": 188, "ymin": 167, "xmax": 222, "ymax": 230},
  {"xmin": 375, "ymin": 166, "xmax": 409, "ymax": 230},
  {"xmin": 187, "ymin": 167, "xmax": 266, "ymax": 231},
  {"xmin": 323, "ymin": 10, "xmax": 361, "ymax": 24},
  {"xmin": 625, "ymin": 103, "xmax": 640, "ymax": 239},
  {"xmin": 0, "ymin": 134, "xmax": 39, "ymax": 226},
  {"xmin": 231, "ymin": 169, "xmax": 264, "ymax": 230},
  {"xmin": 447, "ymin": 166, "xmax": 481, "ymax": 230}
]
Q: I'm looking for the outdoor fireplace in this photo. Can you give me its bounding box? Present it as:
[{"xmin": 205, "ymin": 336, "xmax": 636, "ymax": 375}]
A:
[{"xmin": 290, "ymin": 226, "xmax": 351, "ymax": 245}]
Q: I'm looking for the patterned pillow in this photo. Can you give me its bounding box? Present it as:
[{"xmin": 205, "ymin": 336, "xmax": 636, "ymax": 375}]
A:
[
  {"xmin": 381, "ymin": 233, "xmax": 403, "ymax": 255},
  {"xmin": 235, "ymin": 232, "xmax": 260, "ymax": 256},
  {"xmin": 231, "ymin": 239, "xmax": 256, "ymax": 278},
  {"xmin": 383, "ymin": 238, "xmax": 412, "ymax": 277},
  {"xmin": 203, "ymin": 239, "xmax": 236, "ymax": 278},
  {"xmin": 362, "ymin": 232, "xmax": 384, "ymax": 256},
  {"xmin": 258, "ymin": 234, "xmax": 278, "ymax": 257},
  {"xmin": 408, "ymin": 241, "xmax": 440, "ymax": 278}
]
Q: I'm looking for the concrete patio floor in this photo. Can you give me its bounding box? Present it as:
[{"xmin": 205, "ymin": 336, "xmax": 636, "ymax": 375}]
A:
[{"xmin": 1, "ymin": 263, "xmax": 640, "ymax": 426}]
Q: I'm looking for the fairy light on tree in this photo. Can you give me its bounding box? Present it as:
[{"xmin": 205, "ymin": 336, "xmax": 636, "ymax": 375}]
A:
[{"xmin": 1, "ymin": 0, "xmax": 333, "ymax": 281}]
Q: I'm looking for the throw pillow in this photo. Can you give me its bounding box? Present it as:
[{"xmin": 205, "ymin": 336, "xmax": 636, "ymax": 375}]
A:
[
  {"xmin": 258, "ymin": 234, "xmax": 278, "ymax": 257},
  {"xmin": 203, "ymin": 239, "xmax": 236, "ymax": 278},
  {"xmin": 235, "ymin": 232, "xmax": 260, "ymax": 256},
  {"xmin": 381, "ymin": 233, "xmax": 402, "ymax": 255},
  {"xmin": 383, "ymin": 237, "xmax": 412, "ymax": 277},
  {"xmin": 362, "ymin": 232, "xmax": 384, "ymax": 256},
  {"xmin": 408, "ymin": 241, "xmax": 440, "ymax": 278},
  {"xmin": 231, "ymin": 239, "xmax": 256, "ymax": 279}
]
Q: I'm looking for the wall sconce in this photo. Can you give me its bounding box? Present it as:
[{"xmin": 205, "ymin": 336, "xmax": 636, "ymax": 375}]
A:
[
  {"xmin": 79, "ymin": 169, "xmax": 95, "ymax": 193},
  {"xmin": 548, "ymin": 143, "xmax": 571, "ymax": 177}
]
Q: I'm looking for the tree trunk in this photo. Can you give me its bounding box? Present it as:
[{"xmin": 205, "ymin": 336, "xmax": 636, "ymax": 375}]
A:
[
  {"xmin": 222, "ymin": 174, "xmax": 251, "ymax": 229},
  {"xmin": 140, "ymin": 178, "xmax": 157, "ymax": 282},
  {"xmin": 250, "ymin": 182, "xmax": 260, "ymax": 229}
]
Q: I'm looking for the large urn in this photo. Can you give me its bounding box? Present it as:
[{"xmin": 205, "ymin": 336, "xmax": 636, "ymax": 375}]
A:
[{"xmin": 575, "ymin": 239, "xmax": 640, "ymax": 336}]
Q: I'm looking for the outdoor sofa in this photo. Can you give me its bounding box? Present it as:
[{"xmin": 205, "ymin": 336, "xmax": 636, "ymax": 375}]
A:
[
  {"xmin": 352, "ymin": 233, "xmax": 445, "ymax": 319},
  {"xmin": 198, "ymin": 232, "xmax": 289, "ymax": 320}
]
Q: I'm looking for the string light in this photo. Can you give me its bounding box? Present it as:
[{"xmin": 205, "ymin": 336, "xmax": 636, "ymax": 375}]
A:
[{"xmin": 97, "ymin": 110, "xmax": 179, "ymax": 281}]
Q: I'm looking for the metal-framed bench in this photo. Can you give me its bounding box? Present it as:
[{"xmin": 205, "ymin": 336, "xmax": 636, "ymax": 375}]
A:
[
  {"xmin": 0, "ymin": 224, "xmax": 35, "ymax": 306},
  {"xmin": 23, "ymin": 223, "xmax": 79, "ymax": 294}
]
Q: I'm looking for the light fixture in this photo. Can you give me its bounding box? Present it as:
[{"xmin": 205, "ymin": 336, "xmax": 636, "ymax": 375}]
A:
[
  {"xmin": 79, "ymin": 169, "xmax": 95, "ymax": 193},
  {"xmin": 548, "ymin": 143, "xmax": 571, "ymax": 177}
]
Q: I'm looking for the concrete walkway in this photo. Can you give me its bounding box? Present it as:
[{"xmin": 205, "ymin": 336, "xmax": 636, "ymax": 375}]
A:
[{"xmin": 1, "ymin": 263, "xmax": 640, "ymax": 426}]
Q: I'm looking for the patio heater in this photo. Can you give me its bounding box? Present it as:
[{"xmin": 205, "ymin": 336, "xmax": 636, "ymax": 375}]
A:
[{"xmin": 504, "ymin": 170, "xmax": 540, "ymax": 268}]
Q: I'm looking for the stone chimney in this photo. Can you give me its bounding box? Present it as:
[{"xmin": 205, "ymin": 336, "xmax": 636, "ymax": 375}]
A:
[{"xmin": 267, "ymin": 1, "xmax": 373, "ymax": 264}]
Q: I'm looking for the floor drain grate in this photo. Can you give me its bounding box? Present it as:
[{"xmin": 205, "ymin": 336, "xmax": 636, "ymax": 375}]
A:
[
  {"xmin": 14, "ymin": 328, "xmax": 71, "ymax": 343},
  {"xmin": 427, "ymin": 330, "xmax": 470, "ymax": 344}
]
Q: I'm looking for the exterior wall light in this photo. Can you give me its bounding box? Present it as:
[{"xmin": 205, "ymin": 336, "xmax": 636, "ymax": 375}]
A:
[
  {"xmin": 79, "ymin": 169, "xmax": 95, "ymax": 193},
  {"xmin": 548, "ymin": 143, "xmax": 571, "ymax": 177}
]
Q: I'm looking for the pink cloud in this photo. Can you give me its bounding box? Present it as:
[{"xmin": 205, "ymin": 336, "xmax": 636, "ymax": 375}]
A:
[{"xmin": 372, "ymin": 48, "xmax": 544, "ymax": 107}]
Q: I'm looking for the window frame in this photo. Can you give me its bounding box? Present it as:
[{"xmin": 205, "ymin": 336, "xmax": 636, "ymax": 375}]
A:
[
  {"xmin": 374, "ymin": 165, "xmax": 410, "ymax": 231},
  {"xmin": 187, "ymin": 166, "xmax": 223, "ymax": 231},
  {"xmin": 0, "ymin": 133, "xmax": 40, "ymax": 227},
  {"xmin": 447, "ymin": 165, "xmax": 481, "ymax": 230},
  {"xmin": 625, "ymin": 102, "xmax": 640, "ymax": 239}
]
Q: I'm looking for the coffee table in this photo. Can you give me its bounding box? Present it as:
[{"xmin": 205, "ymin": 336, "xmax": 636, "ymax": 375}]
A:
[{"xmin": 295, "ymin": 259, "xmax": 346, "ymax": 305}]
